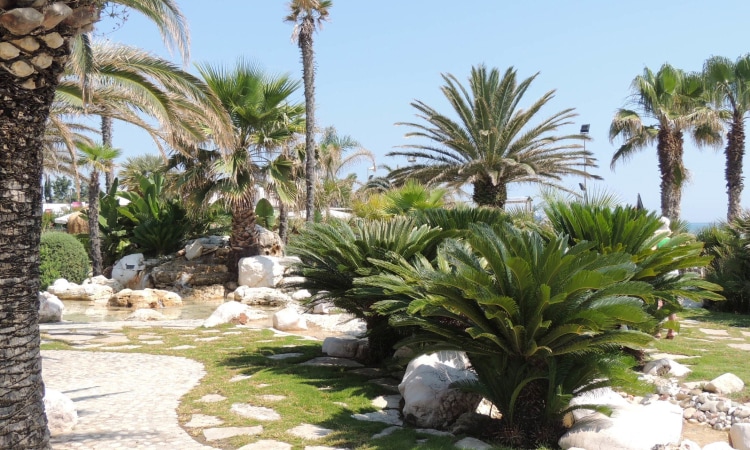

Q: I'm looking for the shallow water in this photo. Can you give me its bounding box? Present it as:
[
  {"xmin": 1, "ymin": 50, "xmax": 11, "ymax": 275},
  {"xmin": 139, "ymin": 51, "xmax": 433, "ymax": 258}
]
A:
[{"xmin": 61, "ymin": 298, "xmax": 228, "ymax": 323}]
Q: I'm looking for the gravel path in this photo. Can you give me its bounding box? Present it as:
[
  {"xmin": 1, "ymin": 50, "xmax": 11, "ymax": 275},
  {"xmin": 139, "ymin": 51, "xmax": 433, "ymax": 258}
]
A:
[{"xmin": 42, "ymin": 350, "xmax": 216, "ymax": 449}]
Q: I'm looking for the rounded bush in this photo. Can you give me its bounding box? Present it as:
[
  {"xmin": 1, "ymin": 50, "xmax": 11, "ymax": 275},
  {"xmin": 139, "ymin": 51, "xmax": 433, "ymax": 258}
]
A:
[{"xmin": 40, "ymin": 231, "xmax": 90, "ymax": 290}]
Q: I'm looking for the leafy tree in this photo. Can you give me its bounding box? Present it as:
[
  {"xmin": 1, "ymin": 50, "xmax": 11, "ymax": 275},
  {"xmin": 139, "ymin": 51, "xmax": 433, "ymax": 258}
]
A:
[
  {"xmin": 77, "ymin": 143, "xmax": 122, "ymax": 276},
  {"xmin": 363, "ymin": 223, "xmax": 655, "ymax": 447},
  {"xmin": 286, "ymin": 0, "xmax": 332, "ymax": 221},
  {"xmin": 703, "ymin": 55, "xmax": 750, "ymax": 221},
  {"xmin": 699, "ymin": 214, "xmax": 750, "ymax": 313},
  {"xmin": 388, "ymin": 65, "xmax": 596, "ymax": 208},
  {"xmin": 610, "ymin": 63, "xmax": 721, "ymax": 220}
]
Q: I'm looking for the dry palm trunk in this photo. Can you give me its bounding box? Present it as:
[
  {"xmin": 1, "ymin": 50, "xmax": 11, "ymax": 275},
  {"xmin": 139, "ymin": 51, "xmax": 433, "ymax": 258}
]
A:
[{"xmin": 0, "ymin": 3, "xmax": 99, "ymax": 448}]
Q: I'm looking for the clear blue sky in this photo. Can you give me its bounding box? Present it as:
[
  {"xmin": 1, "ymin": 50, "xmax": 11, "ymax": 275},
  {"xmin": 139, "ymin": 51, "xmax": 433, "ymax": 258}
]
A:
[{"xmin": 95, "ymin": 0, "xmax": 750, "ymax": 223}]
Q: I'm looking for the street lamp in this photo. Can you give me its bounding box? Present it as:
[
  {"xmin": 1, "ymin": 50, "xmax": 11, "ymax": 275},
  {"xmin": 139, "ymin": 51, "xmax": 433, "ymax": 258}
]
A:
[{"xmin": 580, "ymin": 124, "xmax": 590, "ymax": 203}]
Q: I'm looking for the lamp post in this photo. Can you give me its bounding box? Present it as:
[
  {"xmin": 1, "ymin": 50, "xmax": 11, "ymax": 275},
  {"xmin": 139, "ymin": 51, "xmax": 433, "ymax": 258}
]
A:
[{"xmin": 580, "ymin": 124, "xmax": 590, "ymax": 203}]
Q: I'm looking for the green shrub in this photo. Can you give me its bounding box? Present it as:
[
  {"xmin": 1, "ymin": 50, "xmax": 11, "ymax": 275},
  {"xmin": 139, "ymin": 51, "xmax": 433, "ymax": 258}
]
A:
[
  {"xmin": 40, "ymin": 231, "xmax": 90, "ymax": 289},
  {"xmin": 699, "ymin": 215, "xmax": 750, "ymax": 313}
]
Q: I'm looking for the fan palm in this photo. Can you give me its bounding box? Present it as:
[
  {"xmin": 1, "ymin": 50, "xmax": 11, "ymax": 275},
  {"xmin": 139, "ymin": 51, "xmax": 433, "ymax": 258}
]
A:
[
  {"xmin": 170, "ymin": 61, "xmax": 303, "ymax": 260},
  {"xmin": 286, "ymin": 0, "xmax": 333, "ymax": 222},
  {"xmin": 703, "ymin": 55, "xmax": 750, "ymax": 221},
  {"xmin": 388, "ymin": 65, "xmax": 596, "ymax": 209},
  {"xmin": 610, "ymin": 63, "xmax": 722, "ymax": 220}
]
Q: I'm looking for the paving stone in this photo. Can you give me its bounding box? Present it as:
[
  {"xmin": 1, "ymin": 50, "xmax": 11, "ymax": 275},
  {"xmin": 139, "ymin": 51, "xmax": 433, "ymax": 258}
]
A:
[
  {"xmin": 100, "ymin": 345, "xmax": 142, "ymax": 350},
  {"xmin": 223, "ymin": 331, "xmax": 242, "ymax": 335},
  {"xmin": 237, "ymin": 439, "xmax": 292, "ymax": 450},
  {"xmin": 268, "ymin": 352, "xmax": 304, "ymax": 360},
  {"xmin": 92, "ymin": 335, "xmax": 131, "ymax": 344},
  {"xmin": 288, "ymin": 423, "xmax": 333, "ymax": 440},
  {"xmin": 372, "ymin": 395, "xmax": 401, "ymax": 409},
  {"xmin": 203, "ymin": 425, "xmax": 263, "ymax": 441},
  {"xmin": 199, "ymin": 394, "xmax": 227, "ymax": 403},
  {"xmin": 301, "ymin": 356, "xmax": 364, "ymax": 368},
  {"xmin": 700, "ymin": 328, "xmax": 729, "ymax": 336},
  {"xmin": 170, "ymin": 345, "xmax": 197, "ymax": 350},
  {"xmin": 231, "ymin": 404, "xmax": 281, "ymax": 421},
  {"xmin": 184, "ymin": 414, "xmax": 224, "ymax": 428},
  {"xmin": 141, "ymin": 340, "xmax": 164, "ymax": 345},
  {"xmin": 351, "ymin": 409, "xmax": 402, "ymax": 425},
  {"xmin": 258, "ymin": 394, "xmax": 286, "ymax": 402},
  {"xmin": 201, "ymin": 329, "xmax": 222, "ymax": 333},
  {"xmin": 48, "ymin": 334, "xmax": 100, "ymax": 342},
  {"xmin": 230, "ymin": 374, "xmax": 252, "ymax": 382},
  {"xmin": 742, "ymin": 331, "xmax": 750, "ymax": 337},
  {"xmin": 195, "ymin": 336, "xmax": 222, "ymax": 342},
  {"xmin": 137, "ymin": 334, "xmax": 160, "ymax": 340},
  {"xmin": 372, "ymin": 425, "xmax": 401, "ymax": 439},
  {"xmin": 455, "ymin": 437, "xmax": 493, "ymax": 449},
  {"xmin": 729, "ymin": 343, "xmax": 750, "ymax": 351}
]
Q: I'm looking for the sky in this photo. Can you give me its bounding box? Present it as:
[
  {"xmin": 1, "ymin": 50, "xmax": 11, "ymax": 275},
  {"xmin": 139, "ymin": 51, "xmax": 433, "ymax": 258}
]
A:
[{"xmin": 93, "ymin": 0, "xmax": 750, "ymax": 223}]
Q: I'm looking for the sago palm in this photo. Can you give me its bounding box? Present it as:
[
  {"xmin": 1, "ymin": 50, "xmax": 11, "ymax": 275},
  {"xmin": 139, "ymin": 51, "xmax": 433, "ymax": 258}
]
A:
[
  {"xmin": 389, "ymin": 65, "xmax": 596, "ymax": 209},
  {"xmin": 610, "ymin": 63, "xmax": 722, "ymax": 220}
]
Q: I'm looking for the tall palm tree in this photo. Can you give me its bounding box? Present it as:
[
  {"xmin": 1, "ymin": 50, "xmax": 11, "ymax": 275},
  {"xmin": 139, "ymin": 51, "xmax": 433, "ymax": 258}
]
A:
[
  {"xmin": 610, "ymin": 63, "xmax": 721, "ymax": 220},
  {"xmin": 314, "ymin": 126, "xmax": 374, "ymax": 211},
  {"xmin": 285, "ymin": 0, "xmax": 332, "ymax": 221},
  {"xmin": 77, "ymin": 143, "xmax": 122, "ymax": 276},
  {"xmin": 388, "ymin": 65, "xmax": 596, "ymax": 209},
  {"xmin": 703, "ymin": 55, "xmax": 750, "ymax": 221},
  {"xmin": 170, "ymin": 61, "xmax": 303, "ymax": 260},
  {"xmin": 0, "ymin": 2, "xmax": 188, "ymax": 446}
]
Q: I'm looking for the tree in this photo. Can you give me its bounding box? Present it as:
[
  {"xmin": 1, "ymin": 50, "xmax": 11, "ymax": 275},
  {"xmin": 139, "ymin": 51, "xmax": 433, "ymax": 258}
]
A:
[
  {"xmin": 77, "ymin": 143, "xmax": 122, "ymax": 276},
  {"xmin": 314, "ymin": 126, "xmax": 374, "ymax": 212},
  {"xmin": 119, "ymin": 154, "xmax": 166, "ymax": 193},
  {"xmin": 170, "ymin": 61, "xmax": 303, "ymax": 260},
  {"xmin": 285, "ymin": 0, "xmax": 332, "ymax": 222},
  {"xmin": 703, "ymin": 55, "xmax": 750, "ymax": 221},
  {"xmin": 388, "ymin": 65, "xmax": 596, "ymax": 209},
  {"xmin": 610, "ymin": 63, "xmax": 721, "ymax": 220}
]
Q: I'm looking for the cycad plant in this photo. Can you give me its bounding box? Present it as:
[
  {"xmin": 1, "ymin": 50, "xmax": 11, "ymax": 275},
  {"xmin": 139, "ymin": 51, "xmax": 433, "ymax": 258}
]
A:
[
  {"xmin": 363, "ymin": 223, "xmax": 656, "ymax": 447},
  {"xmin": 544, "ymin": 201, "xmax": 723, "ymax": 326},
  {"xmin": 699, "ymin": 213, "xmax": 750, "ymax": 313}
]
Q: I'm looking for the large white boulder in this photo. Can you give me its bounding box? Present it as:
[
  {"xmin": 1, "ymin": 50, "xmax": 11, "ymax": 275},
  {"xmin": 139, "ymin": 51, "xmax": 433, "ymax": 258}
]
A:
[
  {"xmin": 44, "ymin": 389, "xmax": 78, "ymax": 435},
  {"xmin": 184, "ymin": 240, "xmax": 204, "ymax": 260},
  {"xmin": 322, "ymin": 336, "xmax": 366, "ymax": 358},
  {"xmin": 111, "ymin": 253, "xmax": 145, "ymax": 287},
  {"xmin": 82, "ymin": 275, "xmax": 123, "ymax": 293},
  {"xmin": 705, "ymin": 373, "xmax": 745, "ymax": 394},
  {"xmin": 233, "ymin": 286, "xmax": 291, "ymax": 306},
  {"xmin": 38, "ymin": 292, "xmax": 64, "ymax": 323},
  {"xmin": 643, "ymin": 358, "xmax": 692, "ymax": 377},
  {"xmin": 398, "ymin": 351, "xmax": 482, "ymax": 429},
  {"xmin": 558, "ymin": 401, "xmax": 683, "ymax": 450},
  {"xmin": 238, "ymin": 256, "xmax": 286, "ymax": 288},
  {"xmin": 203, "ymin": 301, "xmax": 268, "ymax": 328},
  {"xmin": 47, "ymin": 279, "xmax": 113, "ymax": 302},
  {"xmin": 567, "ymin": 387, "xmax": 630, "ymax": 423},
  {"xmin": 731, "ymin": 423, "xmax": 750, "ymax": 450},
  {"xmin": 272, "ymin": 306, "xmax": 307, "ymax": 331},
  {"xmin": 703, "ymin": 442, "xmax": 736, "ymax": 450}
]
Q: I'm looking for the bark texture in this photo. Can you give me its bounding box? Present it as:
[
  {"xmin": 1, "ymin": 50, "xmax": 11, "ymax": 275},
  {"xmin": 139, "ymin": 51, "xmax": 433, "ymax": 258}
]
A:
[
  {"xmin": 725, "ymin": 112, "xmax": 745, "ymax": 221},
  {"xmin": 472, "ymin": 174, "xmax": 508, "ymax": 209},
  {"xmin": 657, "ymin": 128, "xmax": 684, "ymax": 221},
  {"xmin": 300, "ymin": 14, "xmax": 316, "ymax": 222},
  {"xmin": 0, "ymin": 2, "xmax": 98, "ymax": 447},
  {"xmin": 88, "ymin": 169, "xmax": 102, "ymax": 275}
]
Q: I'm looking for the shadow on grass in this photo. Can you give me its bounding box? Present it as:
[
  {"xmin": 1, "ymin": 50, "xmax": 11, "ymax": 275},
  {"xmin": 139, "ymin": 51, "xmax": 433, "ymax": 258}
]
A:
[{"xmin": 682, "ymin": 308, "xmax": 750, "ymax": 328}]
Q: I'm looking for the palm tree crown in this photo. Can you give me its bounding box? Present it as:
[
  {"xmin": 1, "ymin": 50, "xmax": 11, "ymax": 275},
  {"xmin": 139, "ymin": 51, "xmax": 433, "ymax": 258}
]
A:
[{"xmin": 388, "ymin": 65, "xmax": 596, "ymax": 209}]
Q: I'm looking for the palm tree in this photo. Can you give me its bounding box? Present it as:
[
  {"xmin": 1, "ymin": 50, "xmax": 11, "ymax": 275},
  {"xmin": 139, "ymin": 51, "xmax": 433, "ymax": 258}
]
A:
[
  {"xmin": 314, "ymin": 127, "xmax": 374, "ymax": 212},
  {"xmin": 610, "ymin": 63, "xmax": 722, "ymax": 221},
  {"xmin": 388, "ymin": 65, "xmax": 596, "ymax": 209},
  {"xmin": 170, "ymin": 61, "xmax": 303, "ymax": 262},
  {"xmin": 285, "ymin": 0, "xmax": 333, "ymax": 222},
  {"xmin": 119, "ymin": 154, "xmax": 166, "ymax": 192},
  {"xmin": 0, "ymin": 2, "xmax": 187, "ymax": 446},
  {"xmin": 703, "ymin": 55, "xmax": 750, "ymax": 221},
  {"xmin": 77, "ymin": 143, "xmax": 122, "ymax": 276}
]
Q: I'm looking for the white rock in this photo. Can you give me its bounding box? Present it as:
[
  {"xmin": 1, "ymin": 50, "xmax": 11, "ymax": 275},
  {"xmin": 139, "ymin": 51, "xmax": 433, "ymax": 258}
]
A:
[
  {"xmin": 292, "ymin": 289, "xmax": 313, "ymax": 302},
  {"xmin": 233, "ymin": 286, "xmax": 291, "ymax": 306},
  {"xmin": 568, "ymin": 387, "xmax": 630, "ymax": 423},
  {"xmin": 44, "ymin": 389, "xmax": 78, "ymax": 435},
  {"xmin": 273, "ymin": 307, "xmax": 307, "ymax": 331},
  {"xmin": 322, "ymin": 336, "xmax": 364, "ymax": 358},
  {"xmin": 82, "ymin": 275, "xmax": 124, "ymax": 293},
  {"xmin": 111, "ymin": 253, "xmax": 145, "ymax": 287},
  {"xmin": 47, "ymin": 279, "xmax": 113, "ymax": 302},
  {"xmin": 230, "ymin": 404, "xmax": 280, "ymax": 421},
  {"xmin": 238, "ymin": 255, "xmax": 286, "ymax": 288},
  {"xmin": 398, "ymin": 351, "xmax": 481, "ymax": 429},
  {"xmin": 107, "ymin": 288, "xmax": 182, "ymax": 309},
  {"xmin": 185, "ymin": 240, "xmax": 203, "ymax": 260},
  {"xmin": 203, "ymin": 301, "xmax": 268, "ymax": 327},
  {"xmin": 703, "ymin": 442, "xmax": 735, "ymax": 450},
  {"xmin": 454, "ymin": 437, "xmax": 493, "ymax": 449},
  {"xmin": 705, "ymin": 373, "xmax": 745, "ymax": 394},
  {"xmin": 731, "ymin": 423, "xmax": 750, "ymax": 450},
  {"xmin": 38, "ymin": 291, "xmax": 64, "ymax": 323},
  {"xmin": 559, "ymin": 401, "xmax": 683, "ymax": 450},
  {"xmin": 126, "ymin": 309, "xmax": 166, "ymax": 321}
]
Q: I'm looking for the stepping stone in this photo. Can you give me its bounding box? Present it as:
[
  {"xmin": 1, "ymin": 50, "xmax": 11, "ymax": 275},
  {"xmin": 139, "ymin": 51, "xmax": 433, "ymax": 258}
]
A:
[
  {"xmin": 223, "ymin": 331, "xmax": 242, "ymax": 335},
  {"xmin": 137, "ymin": 334, "xmax": 160, "ymax": 340},
  {"xmin": 742, "ymin": 331, "xmax": 750, "ymax": 337},
  {"xmin": 333, "ymin": 402, "xmax": 348, "ymax": 408},
  {"xmin": 372, "ymin": 395, "xmax": 401, "ymax": 409},
  {"xmin": 141, "ymin": 340, "xmax": 164, "ymax": 345},
  {"xmin": 170, "ymin": 345, "xmax": 196, "ymax": 350},
  {"xmin": 301, "ymin": 357, "xmax": 364, "ymax": 368},
  {"xmin": 455, "ymin": 437, "xmax": 493, "ymax": 449},
  {"xmin": 184, "ymin": 414, "xmax": 224, "ymax": 428},
  {"xmin": 417, "ymin": 428, "xmax": 453, "ymax": 436},
  {"xmin": 100, "ymin": 345, "xmax": 142, "ymax": 350},
  {"xmin": 700, "ymin": 328, "xmax": 729, "ymax": 336},
  {"xmin": 348, "ymin": 367, "xmax": 385, "ymax": 378},
  {"xmin": 268, "ymin": 353, "xmax": 304, "ymax": 360},
  {"xmin": 372, "ymin": 426, "xmax": 401, "ymax": 439},
  {"xmin": 195, "ymin": 337, "xmax": 222, "ymax": 342},
  {"xmin": 287, "ymin": 423, "xmax": 333, "ymax": 440},
  {"xmin": 368, "ymin": 378, "xmax": 400, "ymax": 393},
  {"xmin": 230, "ymin": 374, "xmax": 252, "ymax": 382},
  {"xmin": 256, "ymin": 340, "xmax": 274, "ymax": 343},
  {"xmin": 649, "ymin": 353, "xmax": 701, "ymax": 361},
  {"xmin": 201, "ymin": 329, "xmax": 222, "ymax": 333},
  {"xmin": 729, "ymin": 343, "xmax": 750, "ymax": 351},
  {"xmin": 304, "ymin": 447, "xmax": 349, "ymax": 450},
  {"xmin": 198, "ymin": 394, "xmax": 227, "ymax": 403},
  {"xmin": 71, "ymin": 343, "xmax": 104, "ymax": 349},
  {"xmin": 238, "ymin": 440, "xmax": 291, "ymax": 450},
  {"xmin": 49, "ymin": 334, "xmax": 99, "ymax": 342},
  {"xmin": 231, "ymin": 404, "xmax": 281, "ymax": 421},
  {"xmin": 203, "ymin": 425, "xmax": 263, "ymax": 441},
  {"xmin": 257, "ymin": 395, "xmax": 286, "ymax": 402},
  {"xmin": 351, "ymin": 409, "xmax": 402, "ymax": 426},
  {"xmin": 93, "ymin": 335, "xmax": 130, "ymax": 344},
  {"xmin": 256, "ymin": 383, "xmax": 272, "ymax": 388}
]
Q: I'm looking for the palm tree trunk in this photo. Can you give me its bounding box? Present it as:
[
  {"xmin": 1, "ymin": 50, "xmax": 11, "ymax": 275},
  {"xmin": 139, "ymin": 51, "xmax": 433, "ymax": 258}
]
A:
[
  {"xmin": 726, "ymin": 112, "xmax": 745, "ymax": 222},
  {"xmin": 300, "ymin": 15, "xmax": 317, "ymax": 222},
  {"xmin": 278, "ymin": 201, "xmax": 288, "ymax": 244},
  {"xmin": 88, "ymin": 171, "xmax": 103, "ymax": 276},
  {"xmin": 101, "ymin": 115, "xmax": 114, "ymax": 193},
  {"xmin": 472, "ymin": 175, "xmax": 508, "ymax": 208},
  {"xmin": 657, "ymin": 128, "xmax": 684, "ymax": 220}
]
